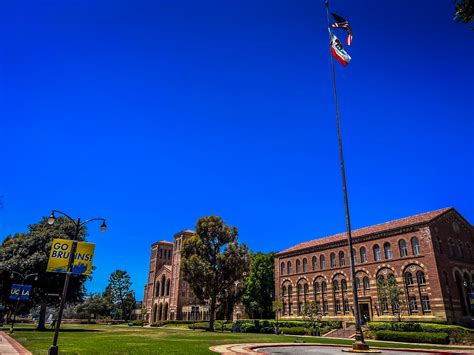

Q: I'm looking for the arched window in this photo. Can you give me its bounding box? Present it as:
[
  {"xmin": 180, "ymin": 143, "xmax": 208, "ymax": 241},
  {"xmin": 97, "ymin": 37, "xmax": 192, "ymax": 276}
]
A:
[
  {"xmin": 304, "ymin": 283, "xmax": 309, "ymax": 296},
  {"xmin": 384, "ymin": 242, "xmax": 393, "ymax": 260},
  {"xmin": 399, "ymin": 239, "xmax": 408, "ymax": 257},
  {"xmin": 330, "ymin": 253, "xmax": 336, "ymax": 268},
  {"xmin": 287, "ymin": 261, "xmax": 292, "ymax": 274},
  {"xmin": 296, "ymin": 259, "xmax": 301, "ymax": 273},
  {"xmin": 373, "ymin": 244, "xmax": 381, "ymax": 261},
  {"xmin": 416, "ymin": 271, "xmax": 426, "ymax": 285},
  {"xmin": 333, "ymin": 280, "xmax": 339, "ymax": 291},
  {"xmin": 339, "ymin": 251, "xmax": 345, "ymax": 267},
  {"xmin": 288, "ymin": 285, "xmax": 292, "ymax": 299},
  {"xmin": 312, "ymin": 256, "xmax": 317, "ymax": 271},
  {"xmin": 458, "ymin": 242, "xmax": 464, "ymax": 259},
  {"xmin": 448, "ymin": 239, "xmax": 455, "ymax": 257},
  {"xmin": 360, "ymin": 247, "xmax": 367, "ymax": 263},
  {"xmin": 355, "ymin": 278, "xmax": 361, "ymax": 290},
  {"xmin": 314, "ymin": 282, "xmax": 320, "ymax": 293},
  {"xmin": 322, "ymin": 281, "xmax": 327, "ymax": 292},
  {"xmin": 341, "ymin": 279, "xmax": 347, "ymax": 291},
  {"xmin": 297, "ymin": 283, "xmax": 302, "ymax": 296},
  {"xmin": 363, "ymin": 277, "xmax": 370, "ymax": 290},
  {"xmin": 352, "ymin": 248, "xmax": 358, "ymax": 264},
  {"xmin": 405, "ymin": 272, "xmax": 414, "ymax": 286},
  {"xmin": 411, "ymin": 237, "xmax": 421, "ymax": 256},
  {"xmin": 302, "ymin": 258, "xmax": 308, "ymax": 272},
  {"xmin": 320, "ymin": 255, "xmax": 326, "ymax": 270},
  {"xmin": 156, "ymin": 281, "xmax": 161, "ymax": 297},
  {"xmin": 280, "ymin": 262, "xmax": 285, "ymax": 275},
  {"xmin": 282, "ymin": 286, "xmax": 286, "ymax": 298}
]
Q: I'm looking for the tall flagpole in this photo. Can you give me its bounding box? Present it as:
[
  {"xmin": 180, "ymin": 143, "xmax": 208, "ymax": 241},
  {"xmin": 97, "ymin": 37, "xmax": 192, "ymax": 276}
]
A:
[{"xmin": 324, "ymin": 1, "xmax": 369, "ymax": 351}]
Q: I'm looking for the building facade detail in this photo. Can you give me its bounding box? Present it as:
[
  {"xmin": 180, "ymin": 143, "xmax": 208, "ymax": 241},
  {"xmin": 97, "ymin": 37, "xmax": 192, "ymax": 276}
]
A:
[{"xmin": 274, "ymin": 208, "xmax": 474, "ymax": 324}]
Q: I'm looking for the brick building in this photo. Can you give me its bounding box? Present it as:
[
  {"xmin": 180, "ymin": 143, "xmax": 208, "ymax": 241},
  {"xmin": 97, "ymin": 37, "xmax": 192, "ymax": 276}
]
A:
[
  {"xmin": 274, "ymin": 208, "xmax": 474, "ymax": 325},
  {"xmin": 143, "ymin": 230, "xmax": 210, "ymax": 322}
]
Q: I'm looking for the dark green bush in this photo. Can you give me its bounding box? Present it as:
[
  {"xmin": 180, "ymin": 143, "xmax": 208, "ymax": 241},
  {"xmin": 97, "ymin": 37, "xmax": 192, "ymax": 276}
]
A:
[
  {"xmin": 188, "ymin": 322, "xmax": 210, "ymax": 330},
  {"xmin": 131, "ymin": 320, "xmax": 147, "ymax": 326},
  {"xmin": 280, "ymin": 327, "xmax": 306, "ymax": 335},
  {"xmin": 375, "ymin": 330, "xmax": 449, "ymax": 344}
]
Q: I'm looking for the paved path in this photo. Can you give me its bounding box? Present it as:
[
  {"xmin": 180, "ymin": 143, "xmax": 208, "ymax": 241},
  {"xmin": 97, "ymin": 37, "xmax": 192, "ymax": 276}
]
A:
[
  {"xmin": 211, "ymin": 343, "xmax": 474, "ymax": 354},
  {"xmin": 0, "ymin": 331, "xmax": 32, "ymax": 355}
]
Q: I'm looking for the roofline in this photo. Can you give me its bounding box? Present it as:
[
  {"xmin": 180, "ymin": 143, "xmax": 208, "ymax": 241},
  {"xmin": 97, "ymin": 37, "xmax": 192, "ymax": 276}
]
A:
[
  {"xmin": 151, "ymin": 240, "xmax": 173, "ymax": 247},
  {"xmin": 275, "ymin": 208, "xmax": 458, "ymax": 258}
]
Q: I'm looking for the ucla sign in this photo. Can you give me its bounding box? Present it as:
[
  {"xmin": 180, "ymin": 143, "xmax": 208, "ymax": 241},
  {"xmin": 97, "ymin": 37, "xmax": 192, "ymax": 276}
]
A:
[
  {"xmin": 10, "ymin": 284, "xmax": 32, "ymax": 301},
  {"xmin": 46, "ymin": 239, "xmax": 95, "ymax": 275}
]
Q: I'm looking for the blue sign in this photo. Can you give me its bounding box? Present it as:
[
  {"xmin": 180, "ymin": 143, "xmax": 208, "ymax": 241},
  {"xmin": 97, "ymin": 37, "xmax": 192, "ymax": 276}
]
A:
[
  {"xmin": 9, "ymin": 284, "xmax": 32, "ymax": 301},
  {"xmin": 469, "ymin": 292, "xmax": 474, "ymax": 311}
]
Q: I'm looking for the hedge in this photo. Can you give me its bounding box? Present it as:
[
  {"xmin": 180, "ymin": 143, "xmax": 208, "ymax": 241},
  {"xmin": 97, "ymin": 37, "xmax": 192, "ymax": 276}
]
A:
[
  {"xmin": 130, "ymin": 320, "xmax": 147, "ymax": 326},
  {"xmin": 375, "ymin": 330, "xmax": 449, "ymax": 344},
  {"xmin": 280, "ymin": 327, "xmax": 306, "ymax": 335},
  {"xmin": 368, "ymin": 322, "xmax": 474, "ymax": 344}
]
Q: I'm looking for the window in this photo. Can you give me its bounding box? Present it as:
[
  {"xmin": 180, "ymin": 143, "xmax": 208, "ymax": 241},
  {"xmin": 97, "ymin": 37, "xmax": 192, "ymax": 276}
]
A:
[
  {"xmin": 282, "ymin": 286, "xmax": 286, "ymax": 298},
  {"xmin": 436, "ymin": 237, "xmax": 442, "ymax": 254},
  {"xmin": 352, "ymin": 248, "xmax": 358, "ymax": 264},
  {"xmin": 355, "ymin": 278, "xmax": 361, "ymax": 290},
  {"xmin": 287, "ymin": 261, "xmax": 292, "ymax": 274},
  {"xmin": 303, "ymin": 258, "xmax": 308, "ymax": 272},
  {"xmin": 333, "ymin": 280, "xmax": 339, "ymax": 291},
  {"xmin": 314, "ymin": 282, "xmax": 320, "ymax": 293},
  {"xmin": 399, "ymin": 239, "xmax": 408, "ymax": 257},
  {"xmin": 416, "ymin": 271, "xmax": 426, "ymax": 285},
  {"xmin": 322, "ymin": 281, "xmax": 327, "ymax": 292},
  {"xmin": 421, "ymin": 296, "xmax": 431, "ymax": 311},
  {"xmin": 304, "ymin": 283, "xmax": 309, "ymax": 296},
  {"xmin": 405, "ymin": 272, "xmax": 414, "ymax": 286},
  {"xmin": 330, "ymin": 253, "xmax": 336, "ymax": 268},
  {"xmin": 381, "ymin": 298, "xmax": 389, "ymax": 312},
  {"xmin": 296, "ymin": 259, "xmax": 301, "ymax": 273},
  {"xmin": 288, "ymin": 286, "xmax": 292, "ymax": 299},
  {"xmin": 320, "ymin": 255, "xmax": 326, "ymax": 270},
  {"xmin": 373, "ymin": 244, "xmax": 381, "ymax": 261},
  {"xmin": 384, "ymin": 242, "xmax": 393, "ymax": 260},
  {"xmin": 344, "ymin": 299, "xmax": 350, "ymax": 312},
  {"xmin": 458, "ymin": 242, "xmax": 464, "ymax": 259},
  {"xmin": 323, "ymin": 301, "xmax": 329, "ymax": 313},
  {"xmin": 360, "ymin": 247, "xmax": 367, "ymax": 263},
  {"xmin": 312, "ymin": 256, "xmax": 317, "ymax": 271},
  {"xmin": 409, "ymin": 296, "xmax": 418, "ymax": 311},
  {"xmin": 335, "ymin": 300, "xmax": 341, "ymax": 313},
  {"xmin": 280, "ymin": 262, "xmax": 285, "ymax": 275},
  {"xmin": 339, "ymin": 251, "xmax": 345, "ymax": 266},
  {"xmin": 448, "ymin": 239, "xmax": 454, "ymax": 257},
  {"xmin": 289, "ymin": 303, "xmax": 293, "ymax": 315},
  {"xmin": 363, "ymin": 276, "xmax": 370, "ymax": 290},
  {"xmin": 282, "ymin": 302, "xmax": 286, "ymax": 315},
  {"xmin": 298, "ymin": 302, "xmax": 303, "ymax": 315},
  {"xmin": 341, "ymin": 279, "xmax": 348, "ymax": 291},
  {"xmin": 412, "ymin": 237, "xmax": 421, "ymax": 256}
]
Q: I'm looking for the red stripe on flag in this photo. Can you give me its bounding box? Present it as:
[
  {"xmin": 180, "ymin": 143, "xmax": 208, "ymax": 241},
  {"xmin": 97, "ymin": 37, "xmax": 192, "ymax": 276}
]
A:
[{"xmin": 331, "ymin": 47, "xmax": 348, "ymax": 67}]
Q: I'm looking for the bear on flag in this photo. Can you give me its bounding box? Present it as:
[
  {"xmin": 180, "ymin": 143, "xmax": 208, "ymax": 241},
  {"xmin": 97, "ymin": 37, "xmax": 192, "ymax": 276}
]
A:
[{"xmin": 329, "ymin": 29, "xmax": 351, "ymax": 67}]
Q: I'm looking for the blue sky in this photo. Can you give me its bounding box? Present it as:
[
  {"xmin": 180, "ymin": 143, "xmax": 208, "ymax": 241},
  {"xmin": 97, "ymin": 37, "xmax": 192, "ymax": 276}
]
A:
[{"xmin": 1, "ymin": 0, "xmax": 472, "ymax": 300}]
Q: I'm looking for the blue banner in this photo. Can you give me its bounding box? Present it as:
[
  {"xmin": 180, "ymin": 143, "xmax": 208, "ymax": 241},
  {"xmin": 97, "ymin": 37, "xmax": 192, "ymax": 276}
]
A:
[
  {"xmin": 9, "ymin": 284, "xmax": 32, "ymax": 301},
  {"xmin": 469, "ymin": 292, "xmax": 474, "ymax": 311}
]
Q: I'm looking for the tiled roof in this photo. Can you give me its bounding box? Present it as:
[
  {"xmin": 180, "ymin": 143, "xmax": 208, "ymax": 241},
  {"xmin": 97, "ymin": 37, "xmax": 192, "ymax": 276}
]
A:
[{"xmin": 277, "ymin": 207, "xmax": 452, "ymax": 255}]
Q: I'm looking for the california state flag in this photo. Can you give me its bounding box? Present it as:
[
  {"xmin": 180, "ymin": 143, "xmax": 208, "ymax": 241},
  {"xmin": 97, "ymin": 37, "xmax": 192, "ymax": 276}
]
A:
[{"xmin": 329, "ymin": 29, "xmax": 351, "ymax": 67}]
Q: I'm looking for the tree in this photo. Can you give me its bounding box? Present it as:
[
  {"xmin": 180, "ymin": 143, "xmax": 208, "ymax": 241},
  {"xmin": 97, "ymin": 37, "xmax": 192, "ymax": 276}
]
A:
[
  {"xmin": 302, "ymin": 301, "xmax": 323, "ymax": 336},
  {"xmin": 106, "ymin": 270, "xmax": 135, "ymax": 321},
  {"xmin": 453, "ymin": 0, "xmax": 473, "ymax": 26},
  {"xmin": 0, "ymin": 217, "xmax": 88, "ymax": 330},
  {"xmin": 76, "ymin": 293, "xmax": 111, "ymax": 322},
  {"xmin": 242, "ymin": 252, "xmax": 275, "ymax": 319},
  {"xmin": 376, "ymin": 275, "xmax": 404, "ymax": 320},
  {"xmin": 181, "ymin": 215, "xmax": 249, "ymax": 331}
]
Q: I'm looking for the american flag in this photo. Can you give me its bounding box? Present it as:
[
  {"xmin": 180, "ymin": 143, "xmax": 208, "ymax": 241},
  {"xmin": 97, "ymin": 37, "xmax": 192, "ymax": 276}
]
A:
[{"xmin": 331, "ymin": 13, "xmax": 352, "ymax": 46}]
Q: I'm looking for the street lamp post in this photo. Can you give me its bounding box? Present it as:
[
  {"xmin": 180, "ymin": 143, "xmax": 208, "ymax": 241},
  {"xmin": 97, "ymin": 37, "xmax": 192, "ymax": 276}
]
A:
[
  {"xmin": 46, "ymin": 210, "xmax": 106, "ymax": 355},
  {"xmin": 1, "ymin": 269, "xmax": 38, "ymax": 333}
]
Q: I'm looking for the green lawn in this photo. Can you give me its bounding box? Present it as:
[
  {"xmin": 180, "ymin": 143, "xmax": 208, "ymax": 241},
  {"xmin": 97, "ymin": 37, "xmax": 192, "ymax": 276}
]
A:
[{"xmin": 6, "ymin": 324, "xmax": 474, "ymax": 354}]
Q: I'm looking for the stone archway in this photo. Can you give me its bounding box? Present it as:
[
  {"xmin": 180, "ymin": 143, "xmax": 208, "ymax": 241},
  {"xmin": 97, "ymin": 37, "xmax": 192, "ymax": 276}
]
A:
[{"xmin": 152, "ymin": 303, "xmax": 158, "ymax": 323}]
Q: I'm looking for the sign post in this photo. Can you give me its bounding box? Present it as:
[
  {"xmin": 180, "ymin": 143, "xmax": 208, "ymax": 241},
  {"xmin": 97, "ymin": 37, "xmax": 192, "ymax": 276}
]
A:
[{"xmin": 9, "ymin": 283, "xmax": 33, "ymax": 333}]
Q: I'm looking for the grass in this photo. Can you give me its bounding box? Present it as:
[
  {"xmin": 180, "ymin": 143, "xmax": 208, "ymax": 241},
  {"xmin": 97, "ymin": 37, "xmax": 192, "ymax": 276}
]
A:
[{"xmin": 5, "ymin": 324, "xmax": 474, "ymax": 354}]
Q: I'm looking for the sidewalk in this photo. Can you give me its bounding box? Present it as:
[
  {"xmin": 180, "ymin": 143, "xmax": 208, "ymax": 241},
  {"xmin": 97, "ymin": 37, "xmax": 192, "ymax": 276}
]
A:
[{"xmin": 0, "ymin": 331, "xmax": 32, "ymax": 355}]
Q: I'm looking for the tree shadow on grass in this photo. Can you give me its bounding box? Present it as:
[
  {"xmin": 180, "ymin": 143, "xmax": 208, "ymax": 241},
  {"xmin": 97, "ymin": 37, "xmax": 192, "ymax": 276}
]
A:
[{"xmin": 12, "ymin": 328, "xmax": 104, "ymax": 333}]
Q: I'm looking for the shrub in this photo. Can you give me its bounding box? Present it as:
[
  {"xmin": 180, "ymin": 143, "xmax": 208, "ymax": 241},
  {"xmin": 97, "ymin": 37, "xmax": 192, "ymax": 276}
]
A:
[
  {"xmin": 131, "ymin": 320, "xmax": 147, "ymax": 326},
  {"xmin": 188, "ymin": 322, "xmax": 210, "ymax": 330},
  {"xmin": 375, "ymin": 330, "xmax": 449, "ymax": 344},
  {"xmin": 280, "ymin": 327, "xmax": 306, "ymax": 335}
]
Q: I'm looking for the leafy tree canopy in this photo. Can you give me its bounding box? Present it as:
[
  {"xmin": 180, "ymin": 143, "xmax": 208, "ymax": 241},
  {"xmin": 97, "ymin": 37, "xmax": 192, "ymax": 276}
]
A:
[{"xmin": 181, "ymin": 215, "xmax": 249, "ymax": 331}]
